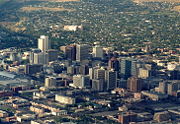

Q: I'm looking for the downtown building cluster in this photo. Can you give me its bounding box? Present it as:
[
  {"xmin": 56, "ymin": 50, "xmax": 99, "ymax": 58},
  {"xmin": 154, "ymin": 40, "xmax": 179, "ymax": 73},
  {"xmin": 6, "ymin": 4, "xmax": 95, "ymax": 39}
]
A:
[{"xmin": 0, "ymin": 35, "xmax": 179, "ymax": 124}]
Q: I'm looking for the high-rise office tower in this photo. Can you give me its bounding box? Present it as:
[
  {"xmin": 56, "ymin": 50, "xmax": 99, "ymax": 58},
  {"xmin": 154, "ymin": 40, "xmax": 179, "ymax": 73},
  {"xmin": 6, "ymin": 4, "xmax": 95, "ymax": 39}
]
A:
[
  {"xmin": 65, "ymin": 44, "xmax": 76, "ymax": 61},
  {"xmin": 79, "ymin": 65, "xmax": 89, "ymax": 75},
  {"xmin": 120, "ymin": 58, "xmax": 138, "ymax": 79},
  {"xmin": 38, "ymin": 35, "xmax": 51, "ymax": 52},
  {"xmin": 92, "ymin": 45, "xmax": 103, "ymax": 59},
  {"xmin": 45, "ymin": 76, "xmax": 56, "ymax": 87},
  {"xmin": 127, "ymin": 76, "xmax": 143, "ymax": 92},
  {"xmin": 90, "ymin": 66, "xmax": 117, "ymax": 91},
  {"xmin": 34, "ymin": 52, "xmax": 49, "ymax": 65},
  {"xmin": 89, "ymin": 67, "xmax": 106, "ymax": 91},
  {"xmin": 46, "ymin": 49, "xmax": 58, "ymax": 62},
  {"xmin": 73, "ymin": 75, "xmax": 90, "ymax": 89},
  {"xmin": 76, "ymin": 44, "xmax": 89, "ymax": 61},
  {"xmin": 89, "ymin": 68, "xmax": 94, "ymax": 80},
  {"xmin": 92, "ymin": 79, "xmax": 104, "ymax": 91},
  {"xmin": 105, "ymin": 69, "xmax": 117, "ymax": 90},
  {"xmin": 131, "ymin": 60, "xmax": 138, "ymax": 76},
  {"xmin": 29, "ymin": 49, "xmax": 41, "ymax": 64},
  {"xmin": 108, "ymin": 57, "xmax": 120, "ymax": 71},
  {"xmin": 94, "ymin": 67, "xmax": 106, "ymax": 80}
]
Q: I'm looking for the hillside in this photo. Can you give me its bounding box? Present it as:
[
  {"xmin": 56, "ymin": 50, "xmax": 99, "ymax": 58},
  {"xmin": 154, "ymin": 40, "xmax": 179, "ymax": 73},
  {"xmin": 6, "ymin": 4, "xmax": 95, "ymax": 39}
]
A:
[
  {"xmin": 133, "ymin": 0, "xmax": 180, "ymax": 3},
  {"xmin": 0, "ymin": 0, "xmax": 179, "ymax": 50}
]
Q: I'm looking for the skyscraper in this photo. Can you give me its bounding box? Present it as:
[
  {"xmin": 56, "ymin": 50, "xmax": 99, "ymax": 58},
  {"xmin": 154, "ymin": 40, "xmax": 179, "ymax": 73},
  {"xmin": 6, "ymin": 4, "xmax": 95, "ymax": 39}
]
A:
[
  {"xmin": 92, "ymin": 44, "xmax": 103, "ymax": 59},
  {"xmin": 38, "ymin": 35, "xmax": 51, "ymax": 52},
  {"xmin": 76, "ymin": 44, "xmax": 89, "ymax": 61},
  {"xmin": 34, "ymin": 52, "xmax": 49, "ymax": 65},
  {"xmin": 90, "ymin": 66, "xmax": 117, "ymax": 91},
  {"xmin": 94, "ymin": 67, "xmax": 106, "ymax": 80},
  {"xmin": 73, "ymin": 75, "xmax": 90, "ymax": 89},
  {"xmin": 65, "ymin": 44, "xmax": 76, "ymax": 61},
  {"xmin": 105, "ymin": 69, "xmax": 117, "ymax": 90},
  {"xmin": 92, "ymin": 79, "xmax": 104, "ymax": 91},
  {"xmin": 127, "ymin": 76, "xmax": 143, "ymax": 92},
  {"xmin": 46, "ymin": 49, "xmax": 58, "ymax": 62},
  {"xmin": 120, "ymin": 58, "xmax": 138, "ymax": 79},
  {"xmin": 108, "ymin": 57, "xmax": 120, "ymax": 71},
  {"xmin": 45, "ymin": 76, "xmax": 56, "ymax": 87},
  {"xmin": 29, "ymin": 49, "xmax": 41, "ymax": 64}
]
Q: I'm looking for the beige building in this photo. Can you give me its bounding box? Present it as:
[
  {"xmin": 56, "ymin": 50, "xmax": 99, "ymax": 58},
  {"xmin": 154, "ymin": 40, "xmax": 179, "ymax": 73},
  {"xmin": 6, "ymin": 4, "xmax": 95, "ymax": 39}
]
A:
[
  {"xmin": 55, "ymin": 94, "xmax": 75, "ymax": 105},
  {"xmin": 138, "ymin": 68, "xmax": 150, "ymax": 79},
  {"xmin": 45, "ymin": 76, "xmax": 56, "ymax": 87},
  {"xmin": 38, "ymin": 35, "xmax": 51, "ymax": 52},
  {"xmin": 30, "ymin": 106, "xmax": 44, "ymax": 114}
]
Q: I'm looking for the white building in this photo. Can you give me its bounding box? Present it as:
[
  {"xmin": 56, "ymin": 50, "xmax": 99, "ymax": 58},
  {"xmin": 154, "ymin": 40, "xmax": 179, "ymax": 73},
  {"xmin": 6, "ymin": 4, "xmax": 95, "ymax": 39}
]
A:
[{"xmin": 38, "ymin": 35, "xmax": 51, "ymax": 52}]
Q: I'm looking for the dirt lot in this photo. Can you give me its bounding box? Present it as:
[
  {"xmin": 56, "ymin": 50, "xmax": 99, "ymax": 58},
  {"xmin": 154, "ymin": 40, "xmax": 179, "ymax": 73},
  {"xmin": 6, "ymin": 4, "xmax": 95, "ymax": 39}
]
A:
[
  {"xmin": 46, "ymin": 0, "xmax": 80, "ymax": 1},
  {"xmin": 21, "ymin": 7, "xmax": 74, "ymax": 12},
  {"xmin": 173, "ymin": 6, "xmax": 180, "ymax": 12}
]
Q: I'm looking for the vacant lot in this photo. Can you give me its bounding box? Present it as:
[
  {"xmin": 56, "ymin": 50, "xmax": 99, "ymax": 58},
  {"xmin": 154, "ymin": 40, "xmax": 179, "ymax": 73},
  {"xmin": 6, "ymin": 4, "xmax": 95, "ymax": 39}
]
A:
[
  {"xmin": 21, "ymin": 7, "xmax": 74, "ymax": 12},
  {"xmin": 173, "ymin": 6, "xmax": 180, "ymax": 12}
]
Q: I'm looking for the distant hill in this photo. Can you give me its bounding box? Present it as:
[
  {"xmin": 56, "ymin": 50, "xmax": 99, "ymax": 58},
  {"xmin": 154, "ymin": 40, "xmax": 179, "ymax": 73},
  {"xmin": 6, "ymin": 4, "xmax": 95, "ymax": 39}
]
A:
[
  {"xmin": 133, "ymin": 0, "xmax": 180, "ymax": 3},
  {"xmin": 133, "ymin": 0, "xmax": 180, "ymax": 12}
]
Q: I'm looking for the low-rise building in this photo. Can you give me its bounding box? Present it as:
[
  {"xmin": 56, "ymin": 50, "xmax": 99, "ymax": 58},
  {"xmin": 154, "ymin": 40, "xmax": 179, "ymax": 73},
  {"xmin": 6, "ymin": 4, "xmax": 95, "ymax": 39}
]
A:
[
  {"xmin": 30, "ymin": 106, "xmax": 45, "ymax": 114},
  {"xmin": 55, "ymin": 94, "xmax": 76, "ymax": 105},
  {"xmin": 153, "ymin": 111, "xmax": 170, "ymax": 122},
  {"xmin": 141, "ymin": 91, "xmax": 168, "ymax": 101},
  {"xmin": 16, "ymin": 114, "xmax": 36, "ymax": 122}
]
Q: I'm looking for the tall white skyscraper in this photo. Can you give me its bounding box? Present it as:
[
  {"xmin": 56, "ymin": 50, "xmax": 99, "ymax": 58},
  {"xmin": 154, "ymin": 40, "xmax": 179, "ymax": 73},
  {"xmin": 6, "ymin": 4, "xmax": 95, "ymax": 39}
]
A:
[
  {"xmin": 38, "ymin": 35, "xmax": 51, "ymax": 52},
  {"xmin": 76, "ymin": 44, "xmax": 89, "ymax": 61}
]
